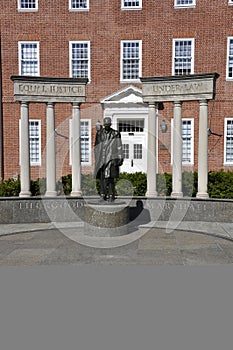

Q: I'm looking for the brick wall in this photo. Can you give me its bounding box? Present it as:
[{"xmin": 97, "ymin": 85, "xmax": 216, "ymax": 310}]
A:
[{"xmin": 1, "ymin": 1, "xmax": 233, "ymax": 179}]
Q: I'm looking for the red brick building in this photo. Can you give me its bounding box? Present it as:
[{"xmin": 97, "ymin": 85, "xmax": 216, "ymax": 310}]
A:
[{"xmin": 1, "ymin": 0, "xmax": 233, "ymax": 181}]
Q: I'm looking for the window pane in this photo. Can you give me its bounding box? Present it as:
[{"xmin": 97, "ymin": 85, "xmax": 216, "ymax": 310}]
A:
[
  {"xmin": 134, "ymin": 144, "xmax": 142, "ymax": 159},
  {"xmin": 122, "ymin": 41, "xmax": 140, "ymax": 80},
  {"xmin": 174, "ymin": 40, "xmax": 192, "ymax": 75},
  {"xmin": 20, "ymin": 43, "xmax": 39, "ymax": 76},
  {"xmin": 29, "ymin": 121, "xmax": 40, "ymax": 164},
  {"xmin": 81, "ymin": 120, "xmax": 90, "ymax": 162},
  {"xmin": 20, "ymin": 0, "xmax": 37, "ymax": 9},
  {"xmin": 176, "ymin": 0, "xmax": 194, "ymax": 5},
  {"xmin": 71, "ymin": 42, "xmax": 89, "ymax": 78},
  {"xmin": 123, "ymin": 144, "xmax": 130, "ymax": 159},
  {"xmin": 118, "ymin": 119, "xmax": 144, "ymax": 132},
  {"xmin": 228, "ymin": 39, "xmax": 233, "ymax": 78},
  {"xmin": 182, "ymin": 120, "xmax": 192, "ymax": 163},
  {"xmin": 123, "ymin": 1, "xmax": 140, "ymax": 7},
  {"xmin": 71, "ymin": 0, "xmax": 87, "ymax": 9},
  {"xmin": 226, "ymin": 120, "xmax": 233, "ymax": 162}
]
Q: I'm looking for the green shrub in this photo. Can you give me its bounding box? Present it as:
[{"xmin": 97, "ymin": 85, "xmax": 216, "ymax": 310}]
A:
[
  {"xmin": 182, "ymin": 171, "xmax": 198, "ymax": 197},
  {"xmin": 157, "ymin": 173, "xmax": 172, "ymax": 196},
  {"xmin": 1, "ymin": 171, "xmax": 233, "ymax": 198},
  {"xmin": 117, "ymin": 172, "xmax": 147, "ymax": 196},
  {"xmin": 208, "ymin": 171, "xmax": 233, "ymax": 198},
  {"xmin": 30, "ymin": 178, "xmax": 46, "ymax": 196},
  {"xmin": 0, "ymin": 178, "xmax": 20, "ymax": 197}
]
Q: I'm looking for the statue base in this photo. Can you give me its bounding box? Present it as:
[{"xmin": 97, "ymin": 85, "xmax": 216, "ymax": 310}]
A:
[{"xmin": 83, "ymin": 200, "xmax": 130, "ymax": 237}]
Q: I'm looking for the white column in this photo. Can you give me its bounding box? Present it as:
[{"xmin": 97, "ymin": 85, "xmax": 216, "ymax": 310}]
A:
[
  {"xmin": 197, "ymin": 99, "xmax": 209, "ymax": 198},
  {"xmin": 171, "ymin": 101, "xmax": 183, "ymax": 198},
  {"xmin": 45, "ymin": 102, "xmax": 57, "ymax": 197},
  {"xmin": 146, "ymin": 102, "xmax": 158, "ymax": 197},
  {"xmin": 71, "ymin": 103, "xmax": 82, "ymax": 196},
  {"xmin": 19, "ymin": 101, "xmax": 31, "ymax": 197}
]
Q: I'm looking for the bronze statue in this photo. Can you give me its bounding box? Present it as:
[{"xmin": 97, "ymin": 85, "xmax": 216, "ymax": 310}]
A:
[{"xmin": 94, "ymin": 117, "xmax": 124, "ymax": 202}]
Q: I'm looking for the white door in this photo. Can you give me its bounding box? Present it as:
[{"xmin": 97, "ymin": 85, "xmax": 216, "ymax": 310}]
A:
[{"xmin": 121, "ymin": 133, "xmax": 146, "ymax": 173}]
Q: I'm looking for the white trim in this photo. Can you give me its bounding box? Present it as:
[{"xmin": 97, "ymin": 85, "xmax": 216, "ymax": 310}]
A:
[
  {"xmin": 69, "ymin": 119, "xmax": 92, "ymax": 166},
  {"xmin": 69, "ymin": 41, "xmax": 91, "ymax": 82},
  {"xmin": 18, "ymin": 0, "xmax": 38, "ymax": 12},
  {"xmin": 229, "ymin": 0, "xmax": 233, "ymax": 6},
  {"xmin": 174, "ymin": 0, "xmax": 196, "ymax": 9},
  {"xmin": 18, "ymin": 41, "xmax": 40, "ymax": 76},
  {"xmin": 171, "ymin": 118, "xmax": 194, "ymax": 166},
  {"xmin": 100, "ymin": 85, "xmax": 144, "ymax": 105},
  {"xmin": 19, "ymin": 119, "xmax": 41, "ymax": 166},
  {"xmin": 172, "ymin": 38, "xmax": 194, "ymax": 76},
  {"xmin": 226, "ymin": 37, "xmax": 233, "ymax": 80},
  {"xmin": 120, "ymin": 40, "xmax": 142, "ymax": 83},
  {"xmin": 121, "ymin": 0, "xmax": 142, "ymax": 10},
  {"xmin": 224, "ymin": 118, "xmax": 233, "ymax": 165},
  {"xmin": 69, "ymin": 0, "xmax": 89, "ymax": 11}
]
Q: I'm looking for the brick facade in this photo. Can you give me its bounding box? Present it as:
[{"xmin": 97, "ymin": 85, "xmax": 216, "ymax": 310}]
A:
[{"xmin": 1, "ymin": 1, "xmax": 233, "ymax": 180}]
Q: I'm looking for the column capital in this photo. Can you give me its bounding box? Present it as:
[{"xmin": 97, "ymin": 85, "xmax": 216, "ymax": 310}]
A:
[
  {"xmin": 174, "ymin": 100, "xmax": 182, "ymax": 106},
  {"xmin": 199, "ymin": 99, "xmax": 208, "ymax": 105},
  {"xmin": 47, "ymin": 102, "xmax": 55, "ymax": 107},
  {"xmin": 72, "ymin": 102, "xmax": 81, "ymax": 108}
]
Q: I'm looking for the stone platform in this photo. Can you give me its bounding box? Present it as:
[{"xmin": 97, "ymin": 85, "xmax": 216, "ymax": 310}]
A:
[{"xmin": 83, "ymin": 200, "xmax": 130, "ymax": 236}]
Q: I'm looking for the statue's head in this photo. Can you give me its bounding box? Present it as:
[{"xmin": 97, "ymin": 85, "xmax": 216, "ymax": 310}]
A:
[{"xmin": 104, "ymin": 117, "xmax": 112, "ymax": 131}]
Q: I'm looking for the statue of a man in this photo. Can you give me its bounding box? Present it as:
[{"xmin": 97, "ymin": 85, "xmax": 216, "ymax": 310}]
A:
[{"xmin": 94, "ymin": 117, "xmax": 124, "ymax": 202}]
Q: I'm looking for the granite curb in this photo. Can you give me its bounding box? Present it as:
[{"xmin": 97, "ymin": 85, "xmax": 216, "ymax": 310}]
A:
[{"xmin": 0, "ymin": 221, "xmax": 233, "ymax": 241}]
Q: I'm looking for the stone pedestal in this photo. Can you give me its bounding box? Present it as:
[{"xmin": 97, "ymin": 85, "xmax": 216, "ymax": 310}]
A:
[{"xmin": 83, "ymin": 201, "xmax": 130, "ymax": 236}]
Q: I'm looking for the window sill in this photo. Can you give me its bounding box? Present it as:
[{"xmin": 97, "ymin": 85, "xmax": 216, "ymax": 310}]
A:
[
  {"xmin": 121, "ymin": 7, "xmax": 142, "ymax": 11},
  {"xmin": 69, "ymin": 9, "xmax": 89, "ymax": 12},
  {"xmin": 18, "ymin": 9, "xmax": 38, "ymax": 12},
  {"xmin": 120, "ymin": 79, "xmax": 141, "ymax": 84},
  {"xmin": 174, "ymin": 6, "xmax": 196, "ymax": 9}
]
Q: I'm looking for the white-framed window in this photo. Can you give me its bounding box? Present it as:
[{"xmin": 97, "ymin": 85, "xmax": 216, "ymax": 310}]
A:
[
  {"xmin": 171, "ymin": 118, "xmax": 194, "ymax": 165},
  {"xmin": 69, "ymin": 41, "xmax": 90, "ymax": 80},
  {"xmin": 19, "ymin": 119, "xmax": 41, "ymax": 166},
  {"xmin": 226, "ymin": 37, "xmax": 233, "ymax": 80},
  {"xmin": 120, "ymin": 40, "xmax": 142, "ymax": 82},
  {"xmin": 172, "ymin": 38, "xmax": 194, "ymax": 75},
  {"xmin": 69, "ymin": 119, "xmax": 91, "ymax": 165},
  {"xmin": 18, "ymin": 0, "xmax": 38, "ymax": 11},
  {"xmin": 121, "ymin": 0, "xmax": 142, "ymax": 10},
  {"xmin": 229, "ymin": 1, "xmax": 233, "ymax": 6},
  {"xmin": 174, "ymin": 0, "xmax": 196, "ymax": 8},
  {"xmin": 18, "ymin": 41, "xmax": 40, "ymax": 76},
  {"xmin": 69, "ymin": 0, "xmax": 89, "ymax": 11},
  {"xmin": 224, "ymin": 118, "xmax": 233, "ymax": 165}
]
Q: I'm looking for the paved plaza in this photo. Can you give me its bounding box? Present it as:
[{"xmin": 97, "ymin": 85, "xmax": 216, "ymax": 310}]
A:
[{"xmin": 1, "ymin": 221, "xmax": 233, "ymax": 266}]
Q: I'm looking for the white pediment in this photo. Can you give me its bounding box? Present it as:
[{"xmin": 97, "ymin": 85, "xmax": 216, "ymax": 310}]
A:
[{"xmin": 100, "ymin": 85, "xmax": 143, "ymax": 104}]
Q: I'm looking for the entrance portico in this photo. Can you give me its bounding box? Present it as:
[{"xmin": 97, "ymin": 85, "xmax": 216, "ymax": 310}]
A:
[
  {"xmin": 11, "ymin": 76, "xmax": 88, "ymax": 197},
  {"xmin": 141, "ymin": 73, "xmax": 219, "ymax": 198}
]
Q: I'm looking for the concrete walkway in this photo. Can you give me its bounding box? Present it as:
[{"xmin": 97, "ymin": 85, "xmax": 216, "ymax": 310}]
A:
[
  {"xmin": 1, "ymin": 221, "xmax": 233, "ymax": 240},
  {"xmin": 0, "ymin": 220, "xmax": 233, "ymax": 266}
]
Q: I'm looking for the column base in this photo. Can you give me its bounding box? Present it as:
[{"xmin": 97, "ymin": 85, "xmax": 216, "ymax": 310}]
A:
[
  {"xmin": 19, "ymin": 191, "xmax": 32, "ymax": 198},
  {"xmin": 146, "ymin": 191, "xmax": 158, "ymax": 197},
  {"xmin": 44, "ymin": 191, "xmax": 57, "ymax": 197},
  {"xmin": 171, "ymin": 192, "xmax": 183, "ymax": 198},
  {"xmin": 196, "ymin": 192, "xmax": 209, "ymax": 199},
  {"xmin": 70, "ymin": 191, "xmax": 82, "ymax": 197}
]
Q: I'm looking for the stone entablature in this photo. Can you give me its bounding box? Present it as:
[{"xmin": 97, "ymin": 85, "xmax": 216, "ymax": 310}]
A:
[
  {"xmin": 140, "ymin": 73, "xmax": 219, "ymax": 199},
  {"xmin": 11, "ymin": 76, "xmax": 88, "ymax": 197},
  {"xmin": 11, "ymin": 76, "xmax": 88, "ymax": 103},
  {"xmin": 141, "ymin": 73, "xmax": 219, "ymax": 102}
]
